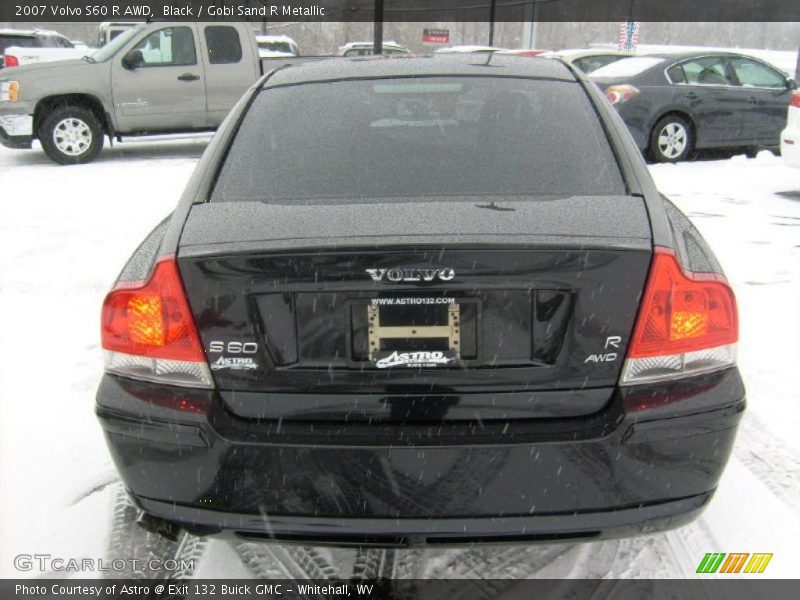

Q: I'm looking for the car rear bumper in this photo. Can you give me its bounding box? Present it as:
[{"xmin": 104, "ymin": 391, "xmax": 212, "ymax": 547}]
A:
[
  {"xmin": 133, "ymin": 492, "xmax": 712, "ymax": 546},
  {"xmin": 96, "ymin": 367, "xmax": 745, "ymax": 545},
  {"xmin": 781, "ymin": 127, "xmax": 800, "ymax": 168}
]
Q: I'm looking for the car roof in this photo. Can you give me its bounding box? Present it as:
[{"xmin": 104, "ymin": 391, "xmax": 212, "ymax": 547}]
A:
[
  {"xmin": 256, "ymin": 35, "xmax": 296, "ymax": 42},
  {"xmin": 434, "ymin": 45, "xmax": 504, "ymax": 53},
  {"xmin": 642, "ymin": 50, "xmax": 758, "ymax": 61},
  {"xmin": 263, "ymin": 54, "xmax": 576, "ymax": 88},
  {"xmin": 546, "ymin": 48, "xmax": 632, "ymax": 59},
  {"xmin": 340, "ymin": 41, "xmax": 404, "ymax": 49},
  {"xmin": 0, "ymin": 28, "xmax": 65, "ymax": 37},
  {"xmin": 591, "ymin": 50, "xmax": 784, "ymax": 77},
  {"xmin": 98, "ymin": 21, "xmax": 140, "ymax": 27}
]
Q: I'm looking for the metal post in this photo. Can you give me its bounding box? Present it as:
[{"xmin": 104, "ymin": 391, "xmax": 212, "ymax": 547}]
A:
[
  {"xmin": 522, "ymin": 1, "xmax": 533, "ymax": 49},
  {"xmin": 488, "ymin": 0, "xmax": 497, "ymax": 46},
  {"xmin": 373, "ymin": 0, "xmax": 384, "ymax": 55},
  {"xmin": 795, "ymin": 43, "xmax": 800, "ymax": 80}
]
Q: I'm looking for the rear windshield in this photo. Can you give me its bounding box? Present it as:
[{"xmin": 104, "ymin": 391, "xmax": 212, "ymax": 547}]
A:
[
  {"xmin": 211, "ymin": 77, "xmax": 625, "ymax": 202},
  {"xmin": 590, "ymin": 56, "xmax": 665, "ymax": 79},
  {"xmin": 0, "ymin": 34, "xmax": 72, "ymax": 51},
  {"xmin": 258, "ymin": 41, "xmax": 295, "ymax": 54},
  {"xmin": 0, "ymin": 35, "xmax": 38, "ymax": 51}
]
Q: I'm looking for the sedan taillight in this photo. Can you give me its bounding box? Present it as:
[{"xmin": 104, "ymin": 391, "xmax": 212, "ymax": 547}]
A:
[
  {"xmin": 621, "ymin": 247, "xmax": 738, "ymax": 385},
  {"xmin": 101, "ymin": 256, "xmax": 212, "ymax": 388},
  {"xmin": 790, "ymin": 90, "xmax": 800, "ymax": 109},
  {"xmin": 4, "ymin": 54, "xmax": 19, "ymax": 67},
  {"xmin": 605, "ymin": 84, "xmax": 640, "ymax": 106}
]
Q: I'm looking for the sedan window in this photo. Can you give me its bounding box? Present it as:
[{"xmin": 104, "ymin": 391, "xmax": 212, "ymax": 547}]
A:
[
  {"xmin": 729, "ymin": 57, "xmax": 786, "ymax": 88},
  {"xmin": 679, "ymin": 57, "xmax": 733, "ymax": 86},
  {"xmin": 590, "ymin": 56, "xmax": 664, "ymax": 78},
  {"xmin": 573, "ymin": 55, "xmax": 626, "ymax": 74},
  {"xmin": 666, "ymin": 64, "xmax": 685, "ymax": 83}
]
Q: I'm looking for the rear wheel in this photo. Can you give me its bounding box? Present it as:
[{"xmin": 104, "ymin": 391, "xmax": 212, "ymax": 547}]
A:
[
  {"xmin": 39, "ymin": 104, "xmax": 104, "ymax": 165},
  {"xmin": 106, "ymin": 484, "xmax": 207, "ymax": 579},
  {"xmin": 649, "ymin": 115, "xmax": 693, "ymax": 163}
]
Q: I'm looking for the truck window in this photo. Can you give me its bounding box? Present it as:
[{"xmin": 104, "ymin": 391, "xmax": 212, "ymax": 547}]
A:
[
  {"xmin": 131, "ymin": 26, "xmax": 196, "ymax": 67},
  {"xmin": 205, "ymin": 26, "xmax": 242, "ymax": 65}
]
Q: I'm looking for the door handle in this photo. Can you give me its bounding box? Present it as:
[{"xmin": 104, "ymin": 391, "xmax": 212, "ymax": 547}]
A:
[
  {"xmin": 177, "ymin": 73, "xmax": 200, "ymax": 82},
  {"xmin": 684, "ymin": 91, "xmax": 698, "ymax": 100}
]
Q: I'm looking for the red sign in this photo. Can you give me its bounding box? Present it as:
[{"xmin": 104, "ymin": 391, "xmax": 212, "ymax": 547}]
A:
[{"xmin": 423, "ymin": 28, "xmax": 450, "ymax": 45}]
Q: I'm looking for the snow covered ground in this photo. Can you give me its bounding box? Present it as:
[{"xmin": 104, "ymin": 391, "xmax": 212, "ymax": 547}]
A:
[{"xmin": 0, "ymin": 139, "xmax": 798, "ymax": 580}]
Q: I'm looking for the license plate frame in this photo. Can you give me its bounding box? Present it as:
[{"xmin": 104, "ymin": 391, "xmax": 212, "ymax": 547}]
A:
[{"xmin": 367, "ymin": 302, "xmax": 461, "ymax": 363}]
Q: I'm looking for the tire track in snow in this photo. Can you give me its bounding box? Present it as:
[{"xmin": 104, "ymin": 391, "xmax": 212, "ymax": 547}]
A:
[
  {"xmin": 734, "ymin": 414, "xmax": 800, "ymax": 512},
  {"xmin": 234, "ymin": 542, "xmax": 340, "ymax": 581},
  {"xmin": 66, "ymin": 470, "xmax": 119, "ymax": 507},
  {"xmin": 598, "ymin": 518, "xmax": 720, "ymax": 579},
  {"xmin": 418, "ymin": 542, "xmax": 582, "ymax": 579}
]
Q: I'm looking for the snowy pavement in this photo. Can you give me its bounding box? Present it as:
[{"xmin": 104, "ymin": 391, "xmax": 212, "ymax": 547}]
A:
[{"xmin": 0, "ymin": 140, "xmax": 798, "ymax": 579}]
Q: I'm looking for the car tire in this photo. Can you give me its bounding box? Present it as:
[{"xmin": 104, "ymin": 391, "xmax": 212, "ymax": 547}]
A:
[
  {"xmin": 744, "ymin": 147, "xmax": 760, "ymax": 159},
  {"xmin": 106, "ymin": 484, "xmax": 207, "ymax": 579},
  {"xmin": 39, "ymin": 104, "xmax": 104, "ymax": 165},
  {"xmin": 649, "ymin": 115, "xmax": 693, "ymax": 163}
]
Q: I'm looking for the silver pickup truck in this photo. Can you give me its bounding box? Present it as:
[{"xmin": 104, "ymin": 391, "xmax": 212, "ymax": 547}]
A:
[{"xmin": 0, "ymin": 22, "xmax": 317, "ymax": 164}]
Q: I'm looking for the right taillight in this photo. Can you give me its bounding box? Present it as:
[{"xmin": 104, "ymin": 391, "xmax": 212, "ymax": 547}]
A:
[
  {"xmin": 620, "ymin": 247, "xmax": 738, "ymax": 385},
  {"xmin": 605, "ymin": 84, "xmax": 639, "ymax": 106},
  {"xmin": 790, "ymin": 90, "xmax": 800, "ymax": 109}
]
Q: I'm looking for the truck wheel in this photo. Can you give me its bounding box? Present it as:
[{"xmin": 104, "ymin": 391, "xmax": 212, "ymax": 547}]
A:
[
  {"xmin": 39, "ymin": 105, "xmax": 104, "ymax": 165},
  {"xmin": 648, "ymin": 115, "xmax": 693, "ymax": 163}
]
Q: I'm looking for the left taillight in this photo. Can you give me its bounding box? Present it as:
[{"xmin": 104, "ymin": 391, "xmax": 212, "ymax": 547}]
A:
[
  {"xmin": 4, "ymin": 54, "xmax": 19, "ymax": 68},
  {"xmin": 620, "ymin": 247, "xmax": 738, "ymax": 386},
  {"xmin": 101, "ymin": 255, "xmax": 212, "ymax": 388}
]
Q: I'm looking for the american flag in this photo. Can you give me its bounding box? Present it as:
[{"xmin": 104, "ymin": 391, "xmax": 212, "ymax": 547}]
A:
[{"xmin": 618, "ymin": 20, "xmax": 641, "ymax": 52}]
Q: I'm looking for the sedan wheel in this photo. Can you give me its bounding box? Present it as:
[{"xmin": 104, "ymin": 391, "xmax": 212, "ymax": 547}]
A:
[{"xmin": 649, "ymin": 116, "xmax": 693, "ymax": 163}]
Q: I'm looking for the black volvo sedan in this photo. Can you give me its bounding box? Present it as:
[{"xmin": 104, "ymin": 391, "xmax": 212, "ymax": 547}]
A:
[
  {"xmin": 97, "ymin": 54, "xmax": 744, "ymax": 546},
  {"xmin": 591, "ymin": 51, "xmax": 796, "ymax": 162}
]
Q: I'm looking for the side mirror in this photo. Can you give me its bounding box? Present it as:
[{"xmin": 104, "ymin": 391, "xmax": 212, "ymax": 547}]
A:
[
  {"xmin": 122, "ymin": 49, "xmax": 144, "ymax": 70},
  {"xmin": 787, "ymin": 78, "xmax": 798, "ymax": 90}
]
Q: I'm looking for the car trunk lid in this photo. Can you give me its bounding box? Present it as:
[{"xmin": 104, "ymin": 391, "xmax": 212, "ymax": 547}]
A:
[{"xmin": 178, "ymin": 196, "xmax": 652, "ymax": 421}]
